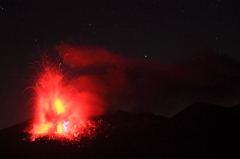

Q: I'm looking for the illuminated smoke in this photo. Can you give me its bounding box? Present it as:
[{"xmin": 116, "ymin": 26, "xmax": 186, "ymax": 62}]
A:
[
  {"xmin": 55, "ymin": 43, "xmax": 132, "ymax": 113},
  {"xmin": 55, "ymin": 44, "xmax": 240, "ymax": 114}
]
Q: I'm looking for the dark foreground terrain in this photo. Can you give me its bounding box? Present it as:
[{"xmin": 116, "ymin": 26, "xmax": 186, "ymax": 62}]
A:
[{"xmin": 0, "ymin": 102, "xmax": 239, "ymax": 159}]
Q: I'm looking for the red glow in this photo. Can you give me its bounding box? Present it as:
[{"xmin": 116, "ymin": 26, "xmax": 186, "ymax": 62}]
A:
[
  {"xmin": 26, "ymin": 44, "xmax": 129, "ymax": 142},
  {"xmin": 26, "ymin": 58, "xmax": 104, "ymax": 141}
]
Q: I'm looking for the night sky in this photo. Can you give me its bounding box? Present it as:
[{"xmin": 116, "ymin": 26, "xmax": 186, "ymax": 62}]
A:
[{"xmin": 1, "ymin": 0, "xmax": 240, "ymax": 130}]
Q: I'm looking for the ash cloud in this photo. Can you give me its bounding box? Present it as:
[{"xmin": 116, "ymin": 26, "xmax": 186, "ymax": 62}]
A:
[{"xmin": 55, "ymin": 43, "xmax": 240, "ymax": 117}]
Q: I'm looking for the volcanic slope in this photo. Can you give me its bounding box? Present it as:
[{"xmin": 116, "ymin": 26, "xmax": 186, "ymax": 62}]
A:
[{"xmin": 0, "ymin": 102, "xmax": 239, "ymax": 158}]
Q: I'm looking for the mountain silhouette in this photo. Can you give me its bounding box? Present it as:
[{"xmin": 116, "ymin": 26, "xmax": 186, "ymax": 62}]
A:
[{"xmin": 0, "ymin": 102, "xmax": 239, "ymax": 158}]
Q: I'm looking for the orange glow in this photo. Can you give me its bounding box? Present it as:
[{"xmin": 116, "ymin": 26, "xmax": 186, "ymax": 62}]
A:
[
  {"xmin": 56, "ymin": 122, "xmax": 63, "ymax": 134},
  {"xmin": 26, "ymin": 57, "xmax": 104, "ymax": 142},
  {"xmin": 35, "ymin": 123, "xmax": 53, "ymax": 134},
  {"xmin": 54, "ymin": 99, "xmax": 65, "ymax": 114}
]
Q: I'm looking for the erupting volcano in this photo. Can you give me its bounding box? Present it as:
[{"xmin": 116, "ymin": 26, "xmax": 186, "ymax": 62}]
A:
[
  {"xmin": 26, "ymin": 54, "xmax": 105, "ymax": 141},
  {"xmin": 25, "ymin": 44, "xmax": 132, "ymax": 142},
  {"xmin": 2, "ymin": 44, "xmax": 240, "ymax": 158}
]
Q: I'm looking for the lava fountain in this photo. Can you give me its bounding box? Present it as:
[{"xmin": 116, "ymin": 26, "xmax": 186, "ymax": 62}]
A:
[{"xmin": 26, "ymin": 55, "xmax": 105, "ymax": 142}]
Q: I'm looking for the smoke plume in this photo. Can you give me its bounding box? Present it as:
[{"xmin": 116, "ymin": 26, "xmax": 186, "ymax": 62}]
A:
[{"xmin": 55, "ymin": 43, "xmax": 240, "ymax": 117}]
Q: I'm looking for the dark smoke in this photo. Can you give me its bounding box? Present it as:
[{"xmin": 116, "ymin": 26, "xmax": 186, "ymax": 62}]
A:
[{"xmin": 55, "ymin": 43, "xmax": 240, "ymax": 117}]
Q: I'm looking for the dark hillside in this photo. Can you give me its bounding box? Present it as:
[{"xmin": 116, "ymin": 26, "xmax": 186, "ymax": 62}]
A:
[{"xmin": 0, "ymin": 103, "xmax": 239, "ymax": 158}]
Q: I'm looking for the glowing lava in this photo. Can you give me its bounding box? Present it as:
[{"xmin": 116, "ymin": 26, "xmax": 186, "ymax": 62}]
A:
[{"xmin": 26, "ymin": 57, "xmax": 103, "ymax": 142}]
